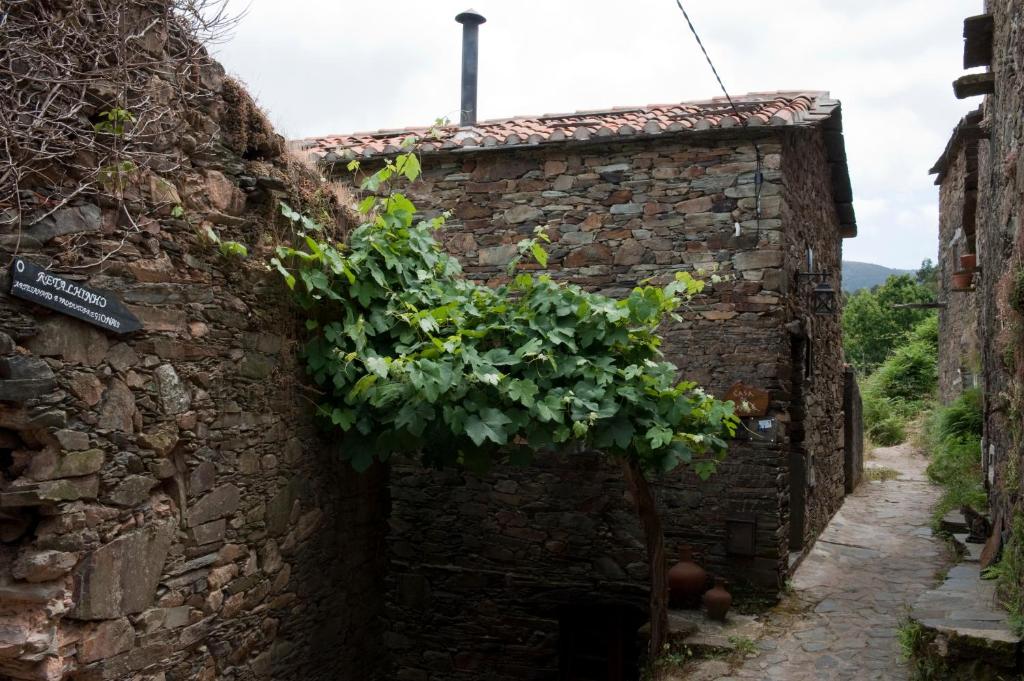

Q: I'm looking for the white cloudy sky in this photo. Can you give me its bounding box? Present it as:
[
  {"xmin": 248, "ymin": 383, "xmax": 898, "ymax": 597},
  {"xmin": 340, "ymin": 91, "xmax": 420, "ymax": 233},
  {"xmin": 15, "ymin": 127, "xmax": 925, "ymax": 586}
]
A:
[{"xmin": 214, "ymin": 0, "xmax": 981, "ymax": 269}]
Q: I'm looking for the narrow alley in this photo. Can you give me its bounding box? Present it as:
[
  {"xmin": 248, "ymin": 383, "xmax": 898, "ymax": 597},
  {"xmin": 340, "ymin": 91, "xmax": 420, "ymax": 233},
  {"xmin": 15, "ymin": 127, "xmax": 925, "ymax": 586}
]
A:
[{"xmin": 695, "ymin": 443, "xmax": 949, "ymax": 681}]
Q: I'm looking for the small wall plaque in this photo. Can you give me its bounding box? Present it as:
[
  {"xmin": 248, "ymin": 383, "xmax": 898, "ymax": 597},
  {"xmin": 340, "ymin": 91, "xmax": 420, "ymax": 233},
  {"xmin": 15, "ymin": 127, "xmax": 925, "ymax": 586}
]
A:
[
  {"xmin": 724, "ymin": 382, "xmax": 770, "ymax": 417},
  {"xmin": 726, "ymin": 516, "xmax": 758, "ymax": 556},
  {"xmin": 736, "ymin": 417, "xmax": 779, "ymax": 445},
  {"xmin": 9, "ymin": 257, "xmax": 141, "ymax": 334}
]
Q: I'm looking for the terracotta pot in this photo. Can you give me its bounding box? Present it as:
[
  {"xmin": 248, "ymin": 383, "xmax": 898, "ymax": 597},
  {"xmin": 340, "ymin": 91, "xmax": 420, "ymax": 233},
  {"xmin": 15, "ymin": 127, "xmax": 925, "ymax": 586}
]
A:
[
  {"xmin": 703, "ymin": 577, "xmax": 733, "ymax": 621},
  {"xmin": 668, "ymin": 546, "xmax": 707, "ymax": 606},
  {"xmin": 951, "ymin": 271, "xmax": 974, "ymax": 290},
  {"xmin": 960, "ymin": 253, "xmax": 977, "ymax": 271}
]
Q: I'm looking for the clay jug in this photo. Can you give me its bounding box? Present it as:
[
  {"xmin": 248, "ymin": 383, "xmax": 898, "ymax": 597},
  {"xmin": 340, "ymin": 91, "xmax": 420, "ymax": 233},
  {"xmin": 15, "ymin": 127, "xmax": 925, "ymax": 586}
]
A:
[
  {"xmin": 667, "ymin": 546, "xmax": 707, "ymax": 605},
  {"xmin": 703, "ymin": 577, "xmax": 732, "ymax": 621}
]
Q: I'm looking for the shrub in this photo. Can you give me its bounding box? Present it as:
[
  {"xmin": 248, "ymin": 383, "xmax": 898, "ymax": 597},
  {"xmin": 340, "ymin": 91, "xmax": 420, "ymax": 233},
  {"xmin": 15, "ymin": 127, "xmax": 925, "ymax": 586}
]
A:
[
  {"xmin": 933, "ymin": 388, "xmax": 983, "ymax": 443},
  {"xmin": 927, "ymin": 436, "xmax": 983, "ymax": 489},
  {"xmin": 868, "ymin": 340, "xmax": 938, "ymax": 404},
  {"xmin": 926, "ymin": 389, "xmax": 985, "ymax": 527},
  {"xmin": 908, "ymin": 313, "xmax": 939, "ymax": 350},
  {"xmin": 869, "ymin": 415, "xmax": 907, "ymax": 447},
  {"xmin": 860, "ymin": 316, "xmax": 939, "ymax": 446}
]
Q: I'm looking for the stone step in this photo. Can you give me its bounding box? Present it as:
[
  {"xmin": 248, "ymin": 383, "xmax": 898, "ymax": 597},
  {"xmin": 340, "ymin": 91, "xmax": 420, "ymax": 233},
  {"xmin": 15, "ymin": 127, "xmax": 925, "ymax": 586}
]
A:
[
  {"xmin": 951, "ymin": 533, "xmax": 984, "ymax": 562},
  {"xmin": 941, "ymin": 509, "xmax": 970, "ymax": 535},
  {"xmin": 663, "ymin": 608, "xmax": 764, "ymax": 654},
  {"xmin": 910, "ymin": 563, "xmax": 1021, "ymax": 672}
]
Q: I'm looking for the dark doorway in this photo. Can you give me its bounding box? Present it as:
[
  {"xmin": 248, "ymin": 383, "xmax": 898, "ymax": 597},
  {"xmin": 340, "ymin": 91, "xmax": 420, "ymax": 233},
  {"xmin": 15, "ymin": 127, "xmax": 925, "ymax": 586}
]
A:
[
  {"xmin": 789, "ymin": 334, "xmax": 808, "ymax": 551},
  {"xmin": 843, "ymin": 367, "xmax": 864, "ymax": 493},
  {"xmin": 559, "ymin": 605, "xmax": 644, "ymax": 681}
]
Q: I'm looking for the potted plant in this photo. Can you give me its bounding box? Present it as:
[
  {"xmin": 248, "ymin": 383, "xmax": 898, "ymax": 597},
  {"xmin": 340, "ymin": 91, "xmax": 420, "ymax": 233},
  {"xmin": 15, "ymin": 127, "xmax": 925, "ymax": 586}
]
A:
[
  {"xmin": 952, "ymin": 270, "xmax": 974, "ymax": 290},
  {"xmin": 960, "ymin": 253, "xmax": 978, "ymax": 271}
]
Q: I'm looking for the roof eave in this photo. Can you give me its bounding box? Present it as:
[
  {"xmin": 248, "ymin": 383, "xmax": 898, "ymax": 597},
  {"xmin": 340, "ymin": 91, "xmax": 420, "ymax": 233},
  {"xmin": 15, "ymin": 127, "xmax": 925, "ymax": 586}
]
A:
[
  {"xmin": 930, "ymin": 108, "xmax": 987, "ymax": 184},
  {"xmin": 313, "ymin": 98, "xmax": 857, "ymax": 241},
  {"xmin": 820, "ymin": 104, "xmax": 857, "ymax": 239}
]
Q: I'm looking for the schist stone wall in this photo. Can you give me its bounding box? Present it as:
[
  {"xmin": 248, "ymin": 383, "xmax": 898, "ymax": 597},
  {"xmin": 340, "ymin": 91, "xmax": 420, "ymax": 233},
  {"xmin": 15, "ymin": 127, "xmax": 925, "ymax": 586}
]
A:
[
  {"xmin": 974, "ymin": 0, "xmax": 1024, "ymax": 543},
  {"xmin": 777, "ymin": 129, "xmax": 847, "ymax": 551},
  {"xmin": 0, "ymin": 7, "xmax": 386, "ymax": 680},
  {"xmin": 378, "ymin": 128, "xmax": 847, "ymax": 680},
  {"xmin": 936, "ymin": 128, "xmax": 981, "ymax": 404}
]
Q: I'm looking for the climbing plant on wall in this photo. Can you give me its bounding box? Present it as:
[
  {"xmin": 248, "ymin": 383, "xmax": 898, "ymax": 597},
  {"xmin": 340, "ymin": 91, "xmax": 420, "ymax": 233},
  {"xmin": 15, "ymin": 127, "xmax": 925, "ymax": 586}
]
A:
[{"xmin": 271, "ymin": 144, "xmax": 738, "ymax": 667}]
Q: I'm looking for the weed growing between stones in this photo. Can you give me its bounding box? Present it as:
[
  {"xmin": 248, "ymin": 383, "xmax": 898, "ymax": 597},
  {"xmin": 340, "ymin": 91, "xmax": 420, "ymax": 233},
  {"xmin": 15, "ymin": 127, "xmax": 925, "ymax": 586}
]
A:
[
  {"xmin": 728, "ymin": 580, "xmax": 783, "ymax": 615},
  {"xmin": 642, "ymin": 642, "xmax": 695, "ymax": 679},
  {"xmin": 897, "ymin": 617, "xmax": 926, "ymax": 661},
  {"xmin": 727, "ymin": 635, "xmax": 758, "ymax": 657},
  {"xmin": 897, "ymin": 617, "xmax": 949, "ymax": 681},
  {"xmin": 864, "ymin": 465, "xmax": 901, "ymax": 481},
  {"xmin": 642, "ymin": 636, "xmax": 756, "ymax": 681},
  {"xmin": 992, "ymin": 513, "xmax": 1024, "ymax": 636}
]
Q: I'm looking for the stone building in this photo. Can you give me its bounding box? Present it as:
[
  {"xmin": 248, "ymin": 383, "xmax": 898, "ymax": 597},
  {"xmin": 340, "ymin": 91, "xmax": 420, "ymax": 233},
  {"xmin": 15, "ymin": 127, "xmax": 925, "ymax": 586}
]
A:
[
  {"xmin": 933, "ymin": 1, "xmax": 1024, "ymax": 548},
  {"xmin": 305, "ymin": 90, "xmax": 862, "ymax": 679},
  {"xmin": 0, "ymin": 4, "xmax": 385, "ymax": 680},
  {"xmin": 931, "ymin": 108, "xmax": 984, "ymax": 405},
  {"xmin": 0, "ymin": 4, "xmax": 865, "ymax": 680}
]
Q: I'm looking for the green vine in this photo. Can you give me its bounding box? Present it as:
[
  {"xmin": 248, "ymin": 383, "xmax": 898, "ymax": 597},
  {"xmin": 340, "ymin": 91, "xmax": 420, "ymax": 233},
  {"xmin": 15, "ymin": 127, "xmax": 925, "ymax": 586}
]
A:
[
  {"xmin": 201, "ymin": 224, "xmax": 248, "ymax": 259},
  {"xmin": 270, "ymin": 148, "xmax": 738, "ymax": 475},
  {"xmin": 270, "ymin": 145, "xmax": 739, "ymax": 662}
]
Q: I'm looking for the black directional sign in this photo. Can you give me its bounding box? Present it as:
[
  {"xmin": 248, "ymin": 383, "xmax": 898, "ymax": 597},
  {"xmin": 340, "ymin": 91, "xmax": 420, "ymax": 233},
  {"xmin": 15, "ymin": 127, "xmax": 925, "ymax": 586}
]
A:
[{"xmin": 9, "ymin": 257, "xmax": 142, "ymax": 334}]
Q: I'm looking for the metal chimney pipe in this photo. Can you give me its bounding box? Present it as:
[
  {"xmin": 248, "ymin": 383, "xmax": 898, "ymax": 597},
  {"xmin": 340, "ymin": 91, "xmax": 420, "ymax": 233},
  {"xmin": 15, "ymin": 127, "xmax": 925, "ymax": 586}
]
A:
[{"xmin": 455, "ymin": 9, "xmax": 486, "ymax": 127}]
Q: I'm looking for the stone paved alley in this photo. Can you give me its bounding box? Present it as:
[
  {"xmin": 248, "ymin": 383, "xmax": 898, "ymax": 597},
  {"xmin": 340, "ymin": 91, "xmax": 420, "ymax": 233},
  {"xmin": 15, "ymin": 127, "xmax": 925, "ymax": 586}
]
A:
[{"xmin": 692, "ymin": 442, "xmax": 949, "ymax": 681}]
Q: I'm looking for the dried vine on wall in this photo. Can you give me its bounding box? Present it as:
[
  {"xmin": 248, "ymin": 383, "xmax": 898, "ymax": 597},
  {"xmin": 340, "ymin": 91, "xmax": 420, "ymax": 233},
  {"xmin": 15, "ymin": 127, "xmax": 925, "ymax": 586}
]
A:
[{"xmin": 0, "ymin": 0, "xmax": 240, "ymax": 267}]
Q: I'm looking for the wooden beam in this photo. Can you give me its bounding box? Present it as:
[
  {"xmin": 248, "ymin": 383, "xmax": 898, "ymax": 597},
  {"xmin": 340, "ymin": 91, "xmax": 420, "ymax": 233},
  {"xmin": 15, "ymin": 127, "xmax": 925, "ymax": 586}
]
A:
[
  {"xmin": 823, "ymin": 130, "xmax": 847, "ymax": 163},
  {"xmin": 954, "ymin": 72, "xmax": 995, "ymax": 99},
  {"xmin": 836, "ymin": 203, "xmax": 855, "ymax": 225},
  {"xmin": 964, "ymin": 14, "xmax": 994, "ymax": 68},
  {"xmin": 892, "ymin": 302, "xmax": 947, "ymax": 309},
  {"xmin": 830, "ymin": 164, "xmax": 853, "ymax": 203}
]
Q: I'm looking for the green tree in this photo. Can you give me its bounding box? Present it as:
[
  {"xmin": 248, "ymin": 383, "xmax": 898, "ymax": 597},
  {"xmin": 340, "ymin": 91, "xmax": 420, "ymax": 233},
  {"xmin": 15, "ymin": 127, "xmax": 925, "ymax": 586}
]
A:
[
  {"xmin": 861, "ymin": 315, "xmax": 939, "ymax": 445},
  {"xmin": 271, "ymin": 148, "xmax": 738, "ymax": 667},
  {"xmin": 916, "ymin": 258, "xmax": 939, "ymax": 295},
  {"xmin": 843, "ymin": 274, "xmax": 936, "ymax": 373}
]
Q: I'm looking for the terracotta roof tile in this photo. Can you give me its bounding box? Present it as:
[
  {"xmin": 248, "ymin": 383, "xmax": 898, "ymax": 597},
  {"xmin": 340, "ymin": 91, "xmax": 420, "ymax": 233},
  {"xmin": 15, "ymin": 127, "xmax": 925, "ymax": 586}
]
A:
[{"xmin": 298, "ymin": 91, "xmax": 839, "ymax": 162}]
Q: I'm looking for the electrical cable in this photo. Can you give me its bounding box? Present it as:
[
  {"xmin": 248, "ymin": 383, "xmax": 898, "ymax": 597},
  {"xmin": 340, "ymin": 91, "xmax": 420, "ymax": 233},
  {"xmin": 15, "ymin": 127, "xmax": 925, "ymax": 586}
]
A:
[{"xmin": 672, "ymin": 0, "xmax": 763, "ymax": 241}]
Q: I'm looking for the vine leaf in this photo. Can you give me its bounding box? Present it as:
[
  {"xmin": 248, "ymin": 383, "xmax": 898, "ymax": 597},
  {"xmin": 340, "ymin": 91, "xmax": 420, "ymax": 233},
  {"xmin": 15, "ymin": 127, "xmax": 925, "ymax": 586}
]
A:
[{"xmin": 465, "ymin": 409, "xmax": 513, "ymax": 446}]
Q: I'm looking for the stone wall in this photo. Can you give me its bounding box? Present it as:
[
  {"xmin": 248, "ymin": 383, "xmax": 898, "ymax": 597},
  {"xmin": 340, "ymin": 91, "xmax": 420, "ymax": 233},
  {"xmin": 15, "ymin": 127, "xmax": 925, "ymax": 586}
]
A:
[
  {"xmin": 387, "ymin": 451, "xmax": 645, "ymax": 681},
  {"xmin": 778, "ymin": 128, "xmax": 847, "ymax": 550},
  {"xmin": 0, "ymin": 6, "xmax": 386, "ymax": 680},
  {"xmin": 975, "ymin": 0, "xmax": 1024, "ymax": 540},
  {"xmin": 936, "ymin": 131, "xmax": 982, "ymax": 404},
  {"xmin": 369, "ymin": 128, "xmax": 848, "ymax": 680}
]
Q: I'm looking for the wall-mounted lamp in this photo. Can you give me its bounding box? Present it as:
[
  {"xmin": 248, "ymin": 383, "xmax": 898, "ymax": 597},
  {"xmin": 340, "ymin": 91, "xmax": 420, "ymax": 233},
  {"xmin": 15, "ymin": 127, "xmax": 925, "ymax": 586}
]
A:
[
  {"xmin": 811, "ymin": 280, "xmax": 838, "ymax": 315},
  {"xmin": 796, "ymin": 253, "xmax": 838, "ymax": 315}
]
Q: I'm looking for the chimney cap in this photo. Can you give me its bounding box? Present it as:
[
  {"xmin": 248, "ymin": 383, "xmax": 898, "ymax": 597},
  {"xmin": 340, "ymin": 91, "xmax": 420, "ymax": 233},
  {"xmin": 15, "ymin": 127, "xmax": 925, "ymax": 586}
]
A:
[{"xmin": 455, "ymin": 8, "xmax": 486, "ymax": 26}]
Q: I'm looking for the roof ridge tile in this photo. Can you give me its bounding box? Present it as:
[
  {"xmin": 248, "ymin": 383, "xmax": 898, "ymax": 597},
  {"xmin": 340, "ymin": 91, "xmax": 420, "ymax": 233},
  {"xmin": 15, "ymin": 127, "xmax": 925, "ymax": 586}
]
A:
[{"xmin": 304, "ymin": 91, "xmax": 837, "ymax": 160}]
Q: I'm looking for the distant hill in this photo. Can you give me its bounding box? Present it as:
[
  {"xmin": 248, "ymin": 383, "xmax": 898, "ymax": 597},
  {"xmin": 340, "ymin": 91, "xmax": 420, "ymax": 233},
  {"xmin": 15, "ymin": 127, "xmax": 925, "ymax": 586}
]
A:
[{"xmin": 842, "ymin": 261, "xmax": 915, "ymax": 292}]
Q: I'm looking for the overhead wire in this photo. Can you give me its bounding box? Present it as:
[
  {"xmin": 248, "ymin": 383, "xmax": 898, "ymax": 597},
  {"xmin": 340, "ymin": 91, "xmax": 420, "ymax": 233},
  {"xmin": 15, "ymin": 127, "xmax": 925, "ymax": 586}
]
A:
[{"xmin": 672, "ymin": 0, "xmax": 764, "ymax": 241}]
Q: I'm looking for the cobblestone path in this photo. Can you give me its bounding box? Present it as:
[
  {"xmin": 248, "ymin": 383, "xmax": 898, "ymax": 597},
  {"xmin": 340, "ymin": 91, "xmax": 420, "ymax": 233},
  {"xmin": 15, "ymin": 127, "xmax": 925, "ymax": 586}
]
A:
[{"xmin": 697, "ymin": 442, "xmax": 950, "ymax": 681}]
